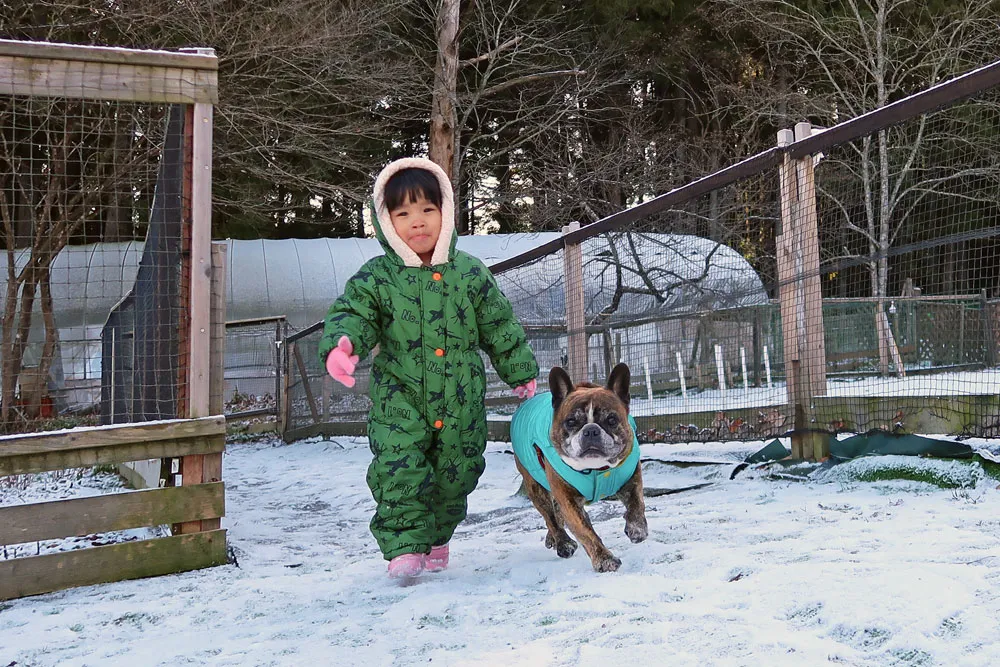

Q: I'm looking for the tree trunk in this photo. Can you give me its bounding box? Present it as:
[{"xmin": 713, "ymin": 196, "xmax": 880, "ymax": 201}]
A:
[
  {"xmin": 355, "ymin": 201, "xmax": 366, "ymax": 238},
  {"xmin": 873, "ymin": 1, "xmax": 895, "ymax": 377},
  {"xmin": 429, "ymin": 0, "xmax": 460, "ymax": 225},
  {"xmin": 102, "ymin": 190, "xmax": 126, "ymax": 242},
  {"xmin": 2, "ymin": 267, "xmax": 38, "ymax": 429}
]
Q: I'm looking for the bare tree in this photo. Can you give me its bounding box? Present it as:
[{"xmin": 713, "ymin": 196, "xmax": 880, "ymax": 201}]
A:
[
  {"xmin": 407, "ymin": 0, "xmax": 599, "ymax": 233},
  {"xmin": 4, "ymin": 0, "xmax": 424, "ymax": 237},
  {"xmin": 714, "ymin": 0, "xmax": 1000, "ymax": 374},
  {"xmin": 0, "ymin": 100, "xmax": 160, "ymax": 429},
  {"xmin": 429, "ymin": 0, "xmax": 461, "ymax": 180}
]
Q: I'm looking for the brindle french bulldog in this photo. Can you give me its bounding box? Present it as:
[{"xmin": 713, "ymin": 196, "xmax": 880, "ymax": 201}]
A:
[{"xmin": 511, "ymin": 363, "xmax": 648, "ymax": 572}]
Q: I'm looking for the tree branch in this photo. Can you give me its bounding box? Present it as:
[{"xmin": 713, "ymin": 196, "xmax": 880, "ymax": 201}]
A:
[
  {"xmin": 480, "ymin": 69, "xmax": 586, "ymax": 98},
  {"xmin": 461, "ymin": 35, "xmax": 523, "ymax": 66}
]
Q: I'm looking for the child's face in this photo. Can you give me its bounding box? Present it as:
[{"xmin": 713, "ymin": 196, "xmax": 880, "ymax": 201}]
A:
[{"xmin": 389, "ymin": 194, "xmax": 442, "ymax": 264}]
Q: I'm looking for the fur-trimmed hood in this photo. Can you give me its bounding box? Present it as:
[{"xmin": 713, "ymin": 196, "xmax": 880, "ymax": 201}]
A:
[{"xmin": 371, "ymin": 157, "xmax": 457, "ymax": 268}]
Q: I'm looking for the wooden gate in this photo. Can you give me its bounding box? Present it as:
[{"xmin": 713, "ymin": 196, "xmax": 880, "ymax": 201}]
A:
[{"xmin": 0, "ymin": 416, "xmax": 227, "ymax": 601}]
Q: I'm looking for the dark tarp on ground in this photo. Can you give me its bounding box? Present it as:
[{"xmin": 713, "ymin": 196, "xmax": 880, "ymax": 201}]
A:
[{"xmin": 729, "ymin": 432, "xmax": 994, "ymax": 480}]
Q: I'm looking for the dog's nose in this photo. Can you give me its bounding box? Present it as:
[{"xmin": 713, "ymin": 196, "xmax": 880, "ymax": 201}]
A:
[{"xmin": 581, "ymin": 423, "xmax": 602, "ymax": 440}]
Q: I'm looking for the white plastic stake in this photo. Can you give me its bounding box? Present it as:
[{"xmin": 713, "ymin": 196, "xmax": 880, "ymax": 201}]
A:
[
  {"xmin": 740, "ymin": 346, "xmax": 749, "ymax": 394},
  {"xmin": 675, "ymin": 351, "xmax": 687, "ymax": 400},
  {"xmin": 643, "ymin": 357, "xmax": 653, "ymax": 402},
  {"xmin": 763, "ymin": 345, "xmax": 773, "ymax": 389},
  {"xmin": 714, "ymin": 344, "xmax": 726, "ymax": 392}
]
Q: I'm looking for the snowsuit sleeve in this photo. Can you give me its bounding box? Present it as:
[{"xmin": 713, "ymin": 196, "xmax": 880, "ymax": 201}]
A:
[
  {"xmin": 473, "ymin": 262, "xmax": 538, "ymax": 387},
  {"xmin": 317, "ymin": 263, "xmax": 382, "ymax": 364}
]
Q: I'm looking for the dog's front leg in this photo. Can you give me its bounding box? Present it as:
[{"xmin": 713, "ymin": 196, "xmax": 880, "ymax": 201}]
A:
[
  {"xmin": 617, "ymin": 467, "xmax": 648, "ymax": 543},
  {"xmin": 515, "ymin": 459, "xmax": 578, "ymax": 558},
  {"xmin": 546, "ymin": 469, "xmax": 621, "ymax": 572}
]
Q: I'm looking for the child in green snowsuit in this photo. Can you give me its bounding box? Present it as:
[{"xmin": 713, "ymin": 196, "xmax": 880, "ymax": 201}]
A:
[{"xmin": 319, "ymin": 157, "xmax": 539, "ymax": 578}]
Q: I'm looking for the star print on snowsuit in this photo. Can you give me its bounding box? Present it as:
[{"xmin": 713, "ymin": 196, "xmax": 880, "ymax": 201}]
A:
[{"xmin": 318, "ymin": 157, "xmax": 539, "ymax": 561}]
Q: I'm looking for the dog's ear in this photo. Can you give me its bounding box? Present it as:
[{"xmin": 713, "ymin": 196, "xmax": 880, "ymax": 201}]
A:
[
  {"xmin": 607, "ymin": 363, "xmax": 631, "ymax": 410},
  {"xmin": 549, "ymin": 366, "xmax": 574, "ymax": 412}
]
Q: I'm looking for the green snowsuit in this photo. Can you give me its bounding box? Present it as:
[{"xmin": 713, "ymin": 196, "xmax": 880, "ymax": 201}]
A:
[{"xmin": 318, "ymin": 157, "xmax": 539, "ymax": 560}]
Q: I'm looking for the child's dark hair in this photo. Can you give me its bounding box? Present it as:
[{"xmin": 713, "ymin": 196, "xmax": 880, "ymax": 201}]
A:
[{"xmin": 384, "ymin": 168, "xmax": 442, "ymax": 211}]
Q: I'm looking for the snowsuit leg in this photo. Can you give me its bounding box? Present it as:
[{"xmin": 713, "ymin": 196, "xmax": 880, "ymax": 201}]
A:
[
  {"xmin": 425, "ymin": 398, "xmax": 489, "ymax": 547},
  {"xmin": 366, "ymin": 398, "xmax": 437, "ymax": 560}
]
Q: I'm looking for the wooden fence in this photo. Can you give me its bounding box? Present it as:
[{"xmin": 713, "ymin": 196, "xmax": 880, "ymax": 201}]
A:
[
  {"xmin": 0, "ymin": 416, "xmax": 227, "ymax": 601},
  {"xmin": 0, "ymin": 41, "xmax": 226, "ymax": 600}
]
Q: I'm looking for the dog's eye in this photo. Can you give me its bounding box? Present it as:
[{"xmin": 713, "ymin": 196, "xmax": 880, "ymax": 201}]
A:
[
  {"xmin": 606, "ymin": 415, "xmax": 619, "ymax": 428},
  {"xmin": 564, "ymin": 417, "xmax": 578, "ymax": 429}
]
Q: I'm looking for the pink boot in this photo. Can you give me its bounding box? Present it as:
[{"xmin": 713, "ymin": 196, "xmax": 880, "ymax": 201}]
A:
[
  {"xmin": 424, "ymin": 544, "xmax": 449, "ymax": 573},
  {"xmin": 387, "ymin": 553, "xmax": 423, "ymax": 579}
]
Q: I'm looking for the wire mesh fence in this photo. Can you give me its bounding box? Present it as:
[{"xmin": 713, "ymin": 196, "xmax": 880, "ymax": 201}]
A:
[
  {"xmin": 0, "ymin": 41, "xmax": 217, "ymax": 433},
  {"xmin": 99, "ymin": 103, "xmax": 184, "ymax": 425},
  {"xmin": 803, "ymin": 85, "xmax": 1000, "ymax": 440},
  {"xmin": 283, "ymin": 322, "xmax": 372, "ymax": 438},
  {"xmin": 282, "ymin": 57, "xmax": 1000, "ymax": 452},
  {"xmin": 224, "ymin": 317, "xmax": 285, "ymax": 419},
  {"xmin": 1, "ymin": 94, "xmax": 176, "ymax": 428},
  {"xmin": 488, "ymin": 167, "xmax": 790, "ymax": 443}
]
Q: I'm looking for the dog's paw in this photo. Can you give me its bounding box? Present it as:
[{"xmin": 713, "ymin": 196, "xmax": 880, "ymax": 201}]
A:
[
  {"xmin": 556, "ymin": 538, "xmax": 578, "ymax": 559},
  {"xmin": 594, "ymin": 554, "xmax": 622, "ymax": 573},
  {"xmin": 625, "ymin": 519, "xmax": 648, "ymax": 544}
]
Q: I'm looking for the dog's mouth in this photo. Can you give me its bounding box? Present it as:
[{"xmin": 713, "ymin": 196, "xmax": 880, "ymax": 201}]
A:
[
  {"xmin": 562, "ymin": 453, "xmax": 622, "ymax": 472},
  {"xmin": 561, "ymin": 446, "xmax": 625, "ymax": 472}
]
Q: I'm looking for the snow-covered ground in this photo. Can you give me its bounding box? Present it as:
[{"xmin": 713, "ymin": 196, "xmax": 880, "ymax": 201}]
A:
[{"xmin": 3, "ymin": 435, "xmax": 1000, "ymax": 666}]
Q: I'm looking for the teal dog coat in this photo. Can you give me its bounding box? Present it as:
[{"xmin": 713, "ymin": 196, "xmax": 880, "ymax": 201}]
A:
[{"xmin": 510, "ymin": 392, "xmax": 640, "ymax": 503}]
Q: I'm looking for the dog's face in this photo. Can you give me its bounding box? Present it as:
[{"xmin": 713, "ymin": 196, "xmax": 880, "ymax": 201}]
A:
[{"xmin": 548, "ymin": 363, "xmax": 633, "ymax": 472}]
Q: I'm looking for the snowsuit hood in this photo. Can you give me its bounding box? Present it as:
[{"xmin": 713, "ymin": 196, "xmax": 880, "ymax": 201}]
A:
[{"xmin": 372, "ymin": 157, "xmax": 457, "ymax": 268}]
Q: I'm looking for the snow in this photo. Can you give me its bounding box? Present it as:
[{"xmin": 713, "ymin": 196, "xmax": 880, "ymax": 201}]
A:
[
  {"xmin": 3, "ymin": 435, "xmax": 1000, "ymax": 666},
  {"xmin": 0, "ymin": 416, "xmax": 206, "ymax": 442}
]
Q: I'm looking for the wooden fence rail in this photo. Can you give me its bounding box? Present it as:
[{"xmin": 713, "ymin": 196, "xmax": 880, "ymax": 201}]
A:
[{"xmin": 0, "ymin": 416, "xmax": 228, "ymax": 601}]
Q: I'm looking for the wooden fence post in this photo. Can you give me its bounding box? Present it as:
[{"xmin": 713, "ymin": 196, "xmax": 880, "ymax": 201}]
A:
[
  {"xmin": 179, "ymin": 47, "xmax": 218, "ymax": 535},
  {"xmin": 209, "ymin": 242, "xmax": 227, "ymax": 418},
  {"xmin": 777, "ymin": 124, "xmax": 829, "ymax": 461},
  {"xmin": 199, "ymin": 241, "xmax": 227, "ymax": 531},
  {"xmin": 275, "ymin": 318, "xmax": 285, "ymax": 424},
  {"xmin": 563, "ymin": 221, "xmax": 588, "ymax": 382}
]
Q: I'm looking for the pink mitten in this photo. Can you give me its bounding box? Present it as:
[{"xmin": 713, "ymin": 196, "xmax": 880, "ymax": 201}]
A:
[
  {"xmin": 326, "ymin": 336, "xmax": 360, "ymax": 388},
  {"xmin": 512, "ymin": 378, "xmax": 536, "ymax": 399}
]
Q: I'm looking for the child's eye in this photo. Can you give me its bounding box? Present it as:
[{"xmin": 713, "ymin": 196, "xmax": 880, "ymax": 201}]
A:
[{"xmin": 423, "ymin": 207, "xmax": 436, "ymax": 213}]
